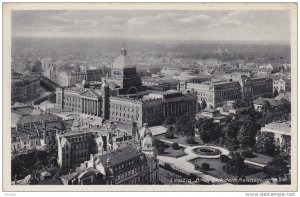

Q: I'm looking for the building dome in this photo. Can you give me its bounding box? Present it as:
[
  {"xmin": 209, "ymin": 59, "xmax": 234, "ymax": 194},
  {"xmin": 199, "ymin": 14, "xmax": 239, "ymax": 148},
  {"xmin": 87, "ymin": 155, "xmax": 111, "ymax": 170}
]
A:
[
  {"xmin": 112, "ymin": 47, "xmax": 135, "ymax": 69},
  {"xmin": 142, "ymin": 132, "xmax": 154, "ymax": 151},
  {"xmin": 139, "ymin": 123, "xmax": 151, "ymax": 139}
]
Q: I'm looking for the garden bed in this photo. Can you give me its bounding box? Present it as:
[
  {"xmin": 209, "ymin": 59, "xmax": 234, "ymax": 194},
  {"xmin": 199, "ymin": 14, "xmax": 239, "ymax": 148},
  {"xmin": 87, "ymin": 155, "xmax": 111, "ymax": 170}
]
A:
[{"xmin": 190, "ymin": 158, "xmax": 267, "ymax": 184}]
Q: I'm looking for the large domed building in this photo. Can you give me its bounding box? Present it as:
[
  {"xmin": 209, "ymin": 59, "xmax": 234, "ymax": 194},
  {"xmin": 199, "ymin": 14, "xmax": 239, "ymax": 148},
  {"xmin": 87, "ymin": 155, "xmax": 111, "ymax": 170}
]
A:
[
  {"xmin": 110, "ymin": 46, "xmax": 142, "ymax": 95},
  {"xmin": 112, "ymin": 47, "xmax": 135, "ymax": 69}
]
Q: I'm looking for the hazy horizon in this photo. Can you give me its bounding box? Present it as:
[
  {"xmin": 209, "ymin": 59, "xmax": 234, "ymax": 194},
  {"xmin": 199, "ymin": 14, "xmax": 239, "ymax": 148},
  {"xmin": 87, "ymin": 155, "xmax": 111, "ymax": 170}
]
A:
[
  {"xmin": 12, "ymin": 10, "xmax": 291, "ymax": 45},
  {"xmin": 11, "ymin": 36, "xmax": 291, "ymax": 47}
]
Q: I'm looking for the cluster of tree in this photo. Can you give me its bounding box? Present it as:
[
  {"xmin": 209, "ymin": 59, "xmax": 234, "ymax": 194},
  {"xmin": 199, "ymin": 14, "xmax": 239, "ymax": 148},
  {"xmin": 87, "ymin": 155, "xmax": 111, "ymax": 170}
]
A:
[
  {"xmin": 221, "ymin": 120, "xmax": 241, "ymax": 151},
  {"xmin": 263, "ymin": 155, "xmax": 290, "ymax": 183},
  {"xmin": 222, "ymin": 152, "xmax": 247, "ymax": 176},
  {"xmin": 164, "ymin": 114, "xmax": 195, "ymax": 137},
  {"xmin": 219, "ymin": 101, "xmax": 290, "ymax": 153},
  {"xmin": 237, "ymin": 116, "xmax": 261, "ymax": 149},
  {"xmin": 194, "ymin": 163, "xmax": 210, "ymax": 171},
  {"xmin": 220, "ymin": 154, "xmax": 230, "ymax": 163},
  {"xmin": 254, "ymin": 131, "xmax": 277, "ymax": 156},
  {"xmin": 47, "ymin": 92, "xmax": 56, "ymax": 103},
  {"xmin": 185, "ymin": 137, "xmax": 197, "ymax": 145},
  {"xmin": 194, "ymin": 118, "xmax": 221, "ymax": 143},
  {"xmin": 240, "ymin": 150, "xmax": 256, "ymax": 158},
  {"xmin": 164, "ymin": 126, "xmax": 175, "ymax": 139},
  {"xmin": 11, "ymin": 149, "xmax": 59, "ymax": 182},
  {"xmin": 172, "ymin": 142, "xmax": 181, "ymax": 150},
  {"xmin": 201, "ymin": 163, "xmax": 210, "ymax": 171},
  {"xmin": 257, "ymin": 101, "xmax": 291, "ymax": 126},
  {"xmin": 163, "ymin": 100, "xmax": 290, "ymax": 157},
  {"xmin": 153, "ymin": 138, "xmax": 167, "ymax": 155},
  {"xmin": 273, "ymin": 89, "xmax": 279, "ymax": 97}
]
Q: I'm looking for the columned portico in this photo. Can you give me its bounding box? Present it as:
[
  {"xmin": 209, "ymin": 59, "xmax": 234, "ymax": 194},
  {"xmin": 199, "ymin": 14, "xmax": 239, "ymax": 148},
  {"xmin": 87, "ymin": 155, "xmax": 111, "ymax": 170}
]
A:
[{"xmin": 81, "ymin": 97, "xmax": 101, "ymax": 116}]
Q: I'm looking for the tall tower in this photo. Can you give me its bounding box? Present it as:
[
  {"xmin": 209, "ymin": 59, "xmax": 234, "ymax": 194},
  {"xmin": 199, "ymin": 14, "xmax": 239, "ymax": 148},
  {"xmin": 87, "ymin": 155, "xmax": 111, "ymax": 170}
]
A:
[
  {"xmin": 111, "ymin": 45, "xmax": 142, "ymax": 95},
  {"xmin": 102, "ymin": 79, "xmax": 110, "ymax": 119}
]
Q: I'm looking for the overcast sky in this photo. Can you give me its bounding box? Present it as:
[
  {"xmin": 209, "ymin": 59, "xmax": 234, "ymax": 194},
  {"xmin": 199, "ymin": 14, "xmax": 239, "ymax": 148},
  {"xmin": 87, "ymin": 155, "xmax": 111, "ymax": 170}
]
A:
[{"xmin": 12, "ymin": 10, "xmax": 291, "ymax": 43}]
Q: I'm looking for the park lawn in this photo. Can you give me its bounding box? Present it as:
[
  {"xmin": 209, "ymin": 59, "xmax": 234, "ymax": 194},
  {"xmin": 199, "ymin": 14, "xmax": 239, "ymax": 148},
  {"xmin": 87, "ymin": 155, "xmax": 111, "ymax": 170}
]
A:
[
  {"xmin": 245, "ymin": 153, "xmax": 273, "ymax": 166},
  {"xmin": 156, "ymin": 135, "xmax": 204, "ymax": 147},
  {"xmin": 190, "ymin": 158, "xmax": 267, "ymax": 184},
  {"xmin": 160, "ymin": 147, "xmax": 187, "ymax": 158}
]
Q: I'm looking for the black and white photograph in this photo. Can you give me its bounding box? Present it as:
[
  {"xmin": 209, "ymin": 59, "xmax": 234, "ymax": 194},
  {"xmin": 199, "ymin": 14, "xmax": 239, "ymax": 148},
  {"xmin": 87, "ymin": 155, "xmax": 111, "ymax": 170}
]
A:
[{"xmin": 2, "ymin": 3, "xmax": 297, "ymax": 192}]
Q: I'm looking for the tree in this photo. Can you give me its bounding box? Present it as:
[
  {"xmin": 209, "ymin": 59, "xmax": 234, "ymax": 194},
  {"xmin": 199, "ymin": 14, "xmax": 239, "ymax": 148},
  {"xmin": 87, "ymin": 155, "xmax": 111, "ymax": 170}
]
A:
[
  {"xmin": 173, "ymin": 114, "xmax": 194, "ymax": 137},
  {"xmin": 185, "ymin": 120, "xmax": 195, "ymax": 137},
  {"xmin": 202, "ymin": 163, "xmax": 210, "ymax": 171},
  {"xmin": 195, "ymin": 118, "xmax": 220, "ymax": 143},
  {"xmin": 240, "ymin": 150, "xmax": 256, "ymax": 158},
  {"xmin": 226, "ymin": 138, "xmax": 240, "ymax": 151},
  {"xmin": 273, "ymin": 89, "xmax": 279, "ymax": 97},
  {"xmin": 263, "ymin": 101, "xmax": 272, "ymax": 113},
  {"xmin": 237, "ymin": 117, "xmax": 260, "ymax": 149},
  {"xmin": 153, "ymin": 139, "xmax": 165, "ymax": 149},
  {"xmin": 254, "ymin": 131, "xmax": 276, "ymax": 156},
  {"xmin": 165, "ymin": 125, "xmax": 174, "ymax": 139},
  {"xmin": 174, "ymin": 118, "xmax": 183, "ymax": 136},
  {"xmin": 11, "ymin": 149, "xmax": 59, "ymax": 181},
  {"xmin": 201, "ymin": 100, "xmax": 207, "ymax": 110},
  {"xmin": 157, "ymin": 146, "xmax": 165, "ymax": 155},
  {"xmin": 222, "ymin": 120, "xmax": 240, "ymax": 148},
  {"xmin": 223, "ymin": 121, "xmax": 240, "ymax": 139},
  {"xmin": 222, "ymin": 152, "xmax": 247, "ymax": 176},
  {"xmin": 264, "ymin": 156, "xmax": 290, "ymax": 179},
  {"xmin": 220, "ymin": 154, "xmax": 230, "ymax": 163},
  {"xmin": 164, "ymin": 117, "xmax": 175, "ymax": 127},
  {"xmin": 47, "ymin": 92, "xmax": 56, "ymax": 103},
  {"xmin": 172, "ymin": 143, "xmax": 181, "ymax": 150}
]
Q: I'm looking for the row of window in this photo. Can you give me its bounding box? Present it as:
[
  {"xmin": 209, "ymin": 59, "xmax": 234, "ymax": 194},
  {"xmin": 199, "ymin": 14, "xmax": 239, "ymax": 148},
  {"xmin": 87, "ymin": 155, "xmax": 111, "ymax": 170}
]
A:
[
  {"xmin": 111, "ymin": 105, "xmax": 138, "ymax": 112},
  {"xmin": 114, "ymin": 160, "xmax": 137, "ymax": 172},
  {"xmin": 274, "ymin": 81, "xmax": 285, "ymax": 85},
  {"xmin": 116, "ymin": 166, "xmax": 145, "ymax": 182},
  {"xmin": 111, "ymin": 112, "xmax": 139, "ymax": 119},
  {"xmin": 64, "ymin": 142, "xmax": 89, "ymax": 151},
  {"xmin": 65, "ymin": 151, "xmax": 88, "ymax": 159},
  {"xmin": 217, "ymin": 89, "xmax": 240, "ymax": 97},
  {"xmin": 65, "ymin": 96, "xmax": 80, "ymax": 102},
  {"xmin": 111, "ymin": 117, "xmax": 139, "ymax": 123}
]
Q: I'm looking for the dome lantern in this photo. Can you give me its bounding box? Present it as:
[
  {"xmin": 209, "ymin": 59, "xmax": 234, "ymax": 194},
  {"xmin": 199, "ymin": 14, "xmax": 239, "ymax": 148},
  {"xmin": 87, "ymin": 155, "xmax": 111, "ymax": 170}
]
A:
[
  {"xmin": 112, "ymin": 45, "xmax": 135, "ymax": 69},
  {"xmin": 121, "ymin": 47, "xmax": 127, "ymax": 56}
]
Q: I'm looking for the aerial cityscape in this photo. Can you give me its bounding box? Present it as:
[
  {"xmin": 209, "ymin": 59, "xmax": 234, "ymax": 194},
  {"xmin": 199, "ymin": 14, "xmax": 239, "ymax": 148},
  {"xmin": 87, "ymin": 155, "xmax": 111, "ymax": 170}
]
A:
[{"xmin": 10, "ymin": 9, "xmax": 292, "ymax": 186}]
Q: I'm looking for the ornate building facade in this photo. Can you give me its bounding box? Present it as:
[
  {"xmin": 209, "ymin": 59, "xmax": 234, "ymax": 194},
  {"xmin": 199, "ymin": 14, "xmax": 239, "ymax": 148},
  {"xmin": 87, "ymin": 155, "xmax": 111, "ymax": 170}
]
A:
[
  {"xmin": 54, "ymin": 46, "xmax": 143, "ymax": 119},
  {"xmin": 55, "ymin": 80, "xmax": 112, "ymax": 118},
  {"xmin": 11, "ymin": 74, "xmax": 41, "ymax": 104},
  {"xmin": 186, "ymin": 80, "xmax": 241, "ymax": 109},
  {"xmin": 57, "ymin": 123, "xmax": 159, "ymax": 185},
  {"xmin": 11, "ymin": 113, "xmax": 73, "ymax": 154},
  {"xmin": 235, "ymin": 75, "xmax": 273, "ymax": 101},
  {"xmin": 259, "ymin": 121, "xmax": 291, "ymax": 153},
  {"xmin": 182, "ymin": 75, "xmax": 273, "ymax": 109},
  {"xmin": 108, "ymin": 47, "xmax": 142, "ymax": 95},
  {"xmin": 56, "ymin": 129, "xmax": 109, "ymax": 169},
  {"xmin": 47, "ymin": 63, "xmax": 110, "ymax": 87},
  {"xmin": 109, "ymin": 90, "xmax": 197, "ymax": 127}
]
